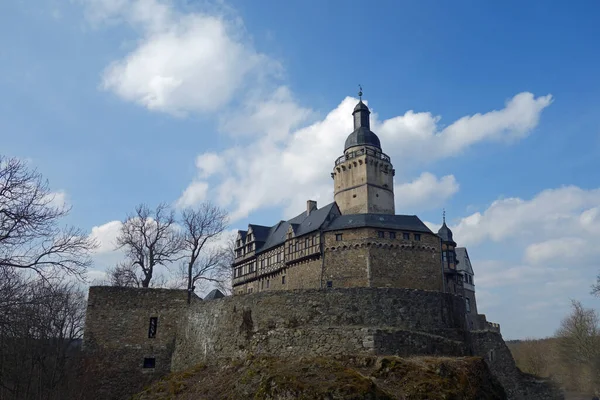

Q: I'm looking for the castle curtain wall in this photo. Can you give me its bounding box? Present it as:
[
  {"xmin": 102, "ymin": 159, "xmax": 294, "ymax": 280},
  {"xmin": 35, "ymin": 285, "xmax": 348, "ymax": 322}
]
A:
[
  {"xmin": 171, "ymin": 287, "xmax": 468, "ymax": 372},
  {"xmin": 368, "ymin": 232, "xmax": 443, "ymax": 292},
  {"xmin": 82, "ymin": 287, "xmax": 191, "ymax": 399},
  {"xmin": 322, "ymin": 228, "xmax": 443, "ymax": 291}
]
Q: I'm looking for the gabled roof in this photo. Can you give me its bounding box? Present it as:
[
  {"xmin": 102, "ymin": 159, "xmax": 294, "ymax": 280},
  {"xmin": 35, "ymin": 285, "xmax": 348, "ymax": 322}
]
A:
[
  {"xmin": 324, "ymin": 214, "xmax": 433, "ymax": 234},
  {"xmin": 256, "ymin": 202, "xmax": 340, "ymax": 254},
  {"xmin": 455, "ymin": 247, "xmax": 474, "ymax": 275},
  {"xmin": 248, "ymin": 224, "xmax": 271, "ymax": 242},
  {"xmin": 237, "ymin": 230, "xmax": 247, "ymax": 241},
  {"xmin": 204, "ymin": 289, "xmax": 225, "ymax": 300}
]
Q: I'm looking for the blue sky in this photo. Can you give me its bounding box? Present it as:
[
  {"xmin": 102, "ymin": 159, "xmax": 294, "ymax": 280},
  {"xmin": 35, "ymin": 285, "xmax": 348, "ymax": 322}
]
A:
[{"xmin": 2, "ymin": 0, "xmax": 600, "ymax": 339}]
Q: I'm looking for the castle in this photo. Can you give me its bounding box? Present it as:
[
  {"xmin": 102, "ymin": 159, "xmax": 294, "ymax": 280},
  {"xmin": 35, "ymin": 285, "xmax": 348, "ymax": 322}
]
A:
[
  {"xmin": 82, "ymin": 94, "xmax": 561, "ymax": 400},
  {"xmin": 231, "ymin": 94, "xmax": 488, "ymax": 331}
]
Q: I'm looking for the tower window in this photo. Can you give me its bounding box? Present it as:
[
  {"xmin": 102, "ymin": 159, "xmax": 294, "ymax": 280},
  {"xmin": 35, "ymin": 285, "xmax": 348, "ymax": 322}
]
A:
[
  {"xmin": 143, "ymin": 358, "xmax": 156, "ymax": 369},
  {"xmin": 377, "ymin": 231, "xmax": 385, "ymax": 238},
  {"xmin": 403, "ymin": 233, "xmax": 410, "ymax": 240},
  {"xmin": 148, "ymin": 317, "xmax": 157, "ymax": 338},
  {"xmin": 414, "ymin": 234, "xmax": 421, "ymax": 241},
  {"xmin": 282, "ymin": 275, "xmax": 286, "ymax": 284},
  {"xmin": 465, "ymin": 298, "xmax": 471, "ymax": 313},
  {"xmin": 335, "ymin": 234, "xmax": 343, "ymax": 241},
  {"xmin": 266, "ymin": 280, "xmax": 270, "ymax": 288},
  {"xmin": 389, "ymin": 232, "xmax": 396, "ymax": 239}
]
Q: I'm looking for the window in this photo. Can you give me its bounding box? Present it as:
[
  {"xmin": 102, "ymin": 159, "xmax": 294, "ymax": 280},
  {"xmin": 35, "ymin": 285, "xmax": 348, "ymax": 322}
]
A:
[
  {"xmin": 276, "ymin": 252, "xmax": 281, "ymax": 262},
  {"xmin": 261, "ymin": 260, "xmax": 265, "ymax": 268},
  {"xmin": 326, "ymin": 280, "xmax": 333, "ymax": 288},
  {"xmin": 335, "ymin": 233, "xmax": 343, "ymax": 241},
  {"xmin": 248, "ymin": 288, "xmax": 253, "ymax": 293},
  {"xmin": 143, "ymin": 357, "xmax": 156, "ymax": 369},
  {"xmin": 266, "ymin": 280, "xmax": 270, "ymax": 288},
  {"xmin": 389, "ymin": 232, "xmax": 396, "ymax": 239},
  {"xmin": 403, "ymin": 233, "xmax": 410, "ymax": 240},
  {"xmin": 414, "ymin": 234, "xmax": 421, "ymax": 241},
  {"xmin": 312, "ymin": 236, "xmax": 316, "ymax": 245},
  {"xmin": 282, "ymin": 275, "xmax": 286, "ymax": 284},
  {"xmin": 305, "ymin": 238, "xmax": 310, "ymax": 248},
  {"xmin": 377, "ymin": 231, "xmax": 385, "ymax": 238},
  {"xmin": 261, "ymin": 280, "xmax": 264, "ymax": 290},
  {"xmin": 465, "ymin": 298, "xmax": 471, "ymax": 313},
  {"xmin": 148, "ymin": 317, "xmax": 158, "ymax": 338}
]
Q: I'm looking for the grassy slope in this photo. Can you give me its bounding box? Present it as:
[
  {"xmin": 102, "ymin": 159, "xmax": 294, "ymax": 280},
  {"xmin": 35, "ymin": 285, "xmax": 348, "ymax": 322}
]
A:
[{"xmin": 133, "ymin": 355, "xmax": 507, "ymax": 400}]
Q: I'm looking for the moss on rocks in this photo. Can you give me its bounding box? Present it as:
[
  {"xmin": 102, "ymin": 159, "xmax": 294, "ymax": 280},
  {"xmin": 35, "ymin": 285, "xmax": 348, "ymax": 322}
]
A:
[{"xmin": 133, "ymin": 355, "xmax": 506, "ymax": 400}]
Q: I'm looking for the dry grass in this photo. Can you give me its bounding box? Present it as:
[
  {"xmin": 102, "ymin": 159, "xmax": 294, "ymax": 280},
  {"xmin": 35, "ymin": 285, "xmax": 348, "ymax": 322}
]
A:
[{"xmin": 133, "ymin": 355, "xmax": 506, "ymax": 400}]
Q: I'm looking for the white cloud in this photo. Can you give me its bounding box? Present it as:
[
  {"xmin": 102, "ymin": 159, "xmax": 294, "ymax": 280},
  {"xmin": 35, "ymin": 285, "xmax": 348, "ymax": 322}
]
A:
[
  {"xmin": 88, "ymin": 0, "xmax": 281, "ymax": 115},
  {"xmin": 89, "ymin": 220, "xmax": 122, "ymax": 254},
  {"xmin": 450, "ymin": 186, "xmax": 600, "ymax": 247},
  {"xmin": 179, "ymin": 92, "xmax": 551, "ymax": 220},
  {"xmin": 438, "ymin": 185, "xmax": 600, "ymax": 338},
  {"xmin": 524, "ymin": 237, "xmax": 593, "ymax": 265},
  {"xmin": 395, "ymin": 173, "xmax": 459, "ymax": 211},
  {"xmin": 44, "ymin": 190, "xmax": 69, "ymax": 210},
  {"xmin": 175, "ymin": 181, "xmax": 209, "ymax": 209}
]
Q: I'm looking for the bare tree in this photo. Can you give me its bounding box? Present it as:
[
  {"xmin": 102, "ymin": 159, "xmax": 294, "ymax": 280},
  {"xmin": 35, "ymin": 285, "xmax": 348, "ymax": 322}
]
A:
[
  {"xmin": 0, "ymin": 156, "xmax": 97, "ymax": 279},
  {"xmin": 555, "ymin": 300, "xmax": 600, "ymax": 392},
  {"xmin": 0, "ymin": 272, "xmax": 87, "ymax": 400},
  {"xmin": 116, "ymin": 203, "xmax": 182, "ymax": 288},
  {"xmin": 105, "ymin": 262, "xmax": 142, "ymax": 288},
  {"xmin": 591, "ymin": 273, "xmax": 600, "ymax": 297},
  {"xmin": 180, "ymin": 203, "xmax": 228, "ymax": 303},
  {"xmin": 556, "ymin": 300, "xmax": 600, "ymax": 364},
  {"xmin": 215, "ymin": 233, "xmax": 236, "ymax": 296}
]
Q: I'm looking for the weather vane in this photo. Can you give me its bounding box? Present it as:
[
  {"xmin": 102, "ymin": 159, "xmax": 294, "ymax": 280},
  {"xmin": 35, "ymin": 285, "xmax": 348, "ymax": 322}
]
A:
[
  {"xmin": 358, "ymin": 84, "xmax": 363, "ymax": 100},
  {"xmin": 443, "ymin": 208, "xmax": 446, "ymax": 224}
]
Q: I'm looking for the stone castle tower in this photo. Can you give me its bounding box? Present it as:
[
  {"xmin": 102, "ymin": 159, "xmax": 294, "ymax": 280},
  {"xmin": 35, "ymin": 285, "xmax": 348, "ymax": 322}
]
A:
[{"xmin": 332, "ymin": 96, "xmax": 395, "ymax": 215}]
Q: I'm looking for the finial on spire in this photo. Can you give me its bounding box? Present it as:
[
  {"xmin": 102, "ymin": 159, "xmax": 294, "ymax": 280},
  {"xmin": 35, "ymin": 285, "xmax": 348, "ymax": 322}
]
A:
[
  {"xmin": 358, "ymin": 84, "xmax": 363, "ymax": 100},
  {"xmin": 443, "ymin": 208, "xmax": 446, "ymax": 224}
]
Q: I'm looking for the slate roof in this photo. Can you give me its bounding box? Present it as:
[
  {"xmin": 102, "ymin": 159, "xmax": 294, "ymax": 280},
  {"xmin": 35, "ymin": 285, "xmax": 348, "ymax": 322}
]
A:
[
  {"xmin": 455, "ymin": 247, "xmax": 474, "ymax": 275},
  {"xmin": 324, "ymin": 213, "xmax": 433, "ymax": 234},
  {"xmin": 248, "ymin": 224, "xmax": 271, "ymax": 243},
  {"xmin": 204, "ymin": 289, "xmax": 225, "ymax": 300},
  {"xmin": 256, "ymin": 202, "xmax": 340, "ymax": 254},
  {"xmin": 344, "ymin": 127, "xmax": 382, "ymax": 151},
  {"xmin": 437, "ymin": 222, "xmax": 455, "ymax": 243}
]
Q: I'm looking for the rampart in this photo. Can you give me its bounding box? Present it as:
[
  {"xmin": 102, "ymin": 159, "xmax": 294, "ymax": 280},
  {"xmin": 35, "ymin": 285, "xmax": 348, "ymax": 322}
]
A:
[
  {"xmin": 172, "ymin": 287, "xmax": 469, "ymax": 371},
  {"xmin": 83, "ymin": 286, "xmax": 563, "ymax": 400}
]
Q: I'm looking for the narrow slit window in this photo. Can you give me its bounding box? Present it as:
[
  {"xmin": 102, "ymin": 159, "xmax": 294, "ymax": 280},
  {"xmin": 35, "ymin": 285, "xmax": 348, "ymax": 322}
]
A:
[
  {"xmin": 148, "ymin": 317, "xmax": 158, "ymax": 338},
  {"xmin": 143, "ymin": 357, "xmax": 156, "ymax": 369}
]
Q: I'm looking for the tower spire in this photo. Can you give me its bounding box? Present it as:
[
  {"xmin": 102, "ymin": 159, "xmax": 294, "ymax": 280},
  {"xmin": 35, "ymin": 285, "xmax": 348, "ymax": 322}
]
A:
[{"xmin": 443, "ymin": 208, "xmax": 446, "ymax": 224}]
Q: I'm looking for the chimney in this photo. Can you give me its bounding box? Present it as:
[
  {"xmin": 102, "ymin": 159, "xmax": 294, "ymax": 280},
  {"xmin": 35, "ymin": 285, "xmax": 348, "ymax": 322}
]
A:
[{"xmin": 307, "ymin": 200, "xmax": 317, "ymax": 216}]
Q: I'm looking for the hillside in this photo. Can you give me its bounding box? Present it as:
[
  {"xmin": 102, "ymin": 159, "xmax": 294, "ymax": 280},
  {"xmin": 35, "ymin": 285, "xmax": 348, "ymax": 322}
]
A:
[{"xmin": 133, "ymin": 355, "xmax": 507, "ymax": 400}]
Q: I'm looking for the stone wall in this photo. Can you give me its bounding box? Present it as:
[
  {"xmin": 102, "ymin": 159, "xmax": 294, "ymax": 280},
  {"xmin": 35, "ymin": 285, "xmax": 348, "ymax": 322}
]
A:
[
  {"xmin": 323, "ymin": 228, "xmax": 443, "ymax": 291},
  {"xmin": 83, "ymin": 287, "xmax": 193, "ymax": 400},
  {"xmin": 171, "ymin": 287, "xmax": 468, "ymax": 371},
  {"xmin": 463, "ymin": 288, "xmax": 479, "ymax": 329},
  {"xmin": 470, "ymin": 331, "xmax": 564, "ymax": 400},
  {"xmin": 332, "ymin": 151, "xmax": 395, "ymax": 215}
]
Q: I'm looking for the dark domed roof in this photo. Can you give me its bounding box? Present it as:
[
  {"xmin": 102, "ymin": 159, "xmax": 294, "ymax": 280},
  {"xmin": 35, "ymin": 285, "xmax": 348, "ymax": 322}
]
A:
[
  {"xmin": 344, "ymin": 100, "xmax": 382, "ymax": 151},
  {"xmin": 353, "ymin": 100, "xmax": 369, "ymax": 113},
  {"xmin": 344, "ymin": 127, "xmax": 382, "ymax": 151},
  {"xmin": 437, "ymin": 222, "xmax": 455, "ymax": 243}
]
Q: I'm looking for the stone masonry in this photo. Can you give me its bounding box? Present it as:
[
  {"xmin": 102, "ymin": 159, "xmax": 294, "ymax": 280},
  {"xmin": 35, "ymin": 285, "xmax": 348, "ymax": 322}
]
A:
[{"xmin": 83, "ymin": 285, "xmax": 563, "ymax": 400}]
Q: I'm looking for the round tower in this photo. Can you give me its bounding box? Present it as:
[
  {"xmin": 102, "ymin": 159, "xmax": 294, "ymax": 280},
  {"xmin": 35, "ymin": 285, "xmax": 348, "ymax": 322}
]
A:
[{"xmin": 331, "ymin": 91, "xmax": 395, "ymax": 215}]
